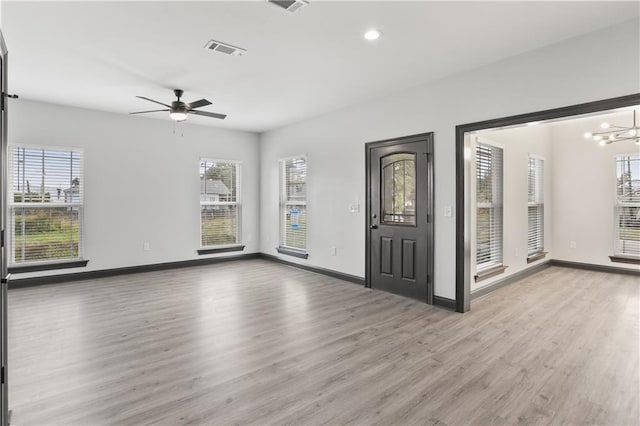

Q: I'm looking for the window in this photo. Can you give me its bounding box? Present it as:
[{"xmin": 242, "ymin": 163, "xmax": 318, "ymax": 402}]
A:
[
  {"xmin": 614, "ymin": 154, "xmax": 640, "ymax": 258},
  {"xmin": 9, "ymin": 146, "xmax": 83, "ymax": 265},
  {"xmin": 279, "ymin": 156, "xmax": 307, "ymax": 254},
  {"xmin": 475, "ymin": 142, "xmax": 504, "ymax": 272},
  {"xmin": 527, "ymin": 157, "xmax": 545, "ymax": 259},
  {"xmin": 381, "ymin": 153, "xmax": 416, "ymax": 225},
  {"xmin": 199, "ymin": 159, "xmax": 241, "ymax": 248}
]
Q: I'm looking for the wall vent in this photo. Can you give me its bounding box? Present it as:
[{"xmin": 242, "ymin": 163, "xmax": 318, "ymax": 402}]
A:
[
  {"xmin": 204, "ymin": 40, "xmax": 246, "ymax": 56},
  {"xmin": 267, "ymin": 0, "xmax": 309, "ymax": 13}
]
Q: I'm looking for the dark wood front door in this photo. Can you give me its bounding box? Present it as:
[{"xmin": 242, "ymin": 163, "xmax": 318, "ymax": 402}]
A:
[{"xmin": 366, "ymin": 133, "xmax": 434, "ymax": 303}]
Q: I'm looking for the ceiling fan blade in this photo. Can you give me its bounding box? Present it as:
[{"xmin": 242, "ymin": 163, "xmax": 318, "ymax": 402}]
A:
[
  {"xmin": 129, "ymin": 109, "xmax": 170, "ymax": 115},
  {"xmin": 189, "ymin": 110, "xmax": 227, "ymax": 120},
  {"xmin": 136, "ymin": 96, "xmax": 171, "ymax": 108},
  {"xmin": 187, "ymin": 99, "xmax": 212, "ymax": 109}
]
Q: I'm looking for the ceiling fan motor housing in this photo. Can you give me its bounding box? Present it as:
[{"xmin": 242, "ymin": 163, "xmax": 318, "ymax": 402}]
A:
[{"xmin": 171, "ymin": 100, "xmax": 186, "ymax": 111}]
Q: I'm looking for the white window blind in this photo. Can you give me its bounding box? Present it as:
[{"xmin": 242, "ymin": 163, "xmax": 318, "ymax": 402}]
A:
[
  {"xmin": 199, "ymin": 159, "xmax": 241, "ymax": 247},
  {"xmin": 614, "ymin": 154, "xmax": 640, "ymax": 257},
  {"xmin": 9, "ymin": 146, "xmax": 83, "ymax": 264},
  {"xmin": 476, "ymin": 143, "xmax": 503, "ymax": 270},
  {"xmin": 279, "ymin": 156, "xmax": 307, "ymax": 251},
  {"xmin": 527, "ymin": 157, "xmax": 544, "ymax": 257}
]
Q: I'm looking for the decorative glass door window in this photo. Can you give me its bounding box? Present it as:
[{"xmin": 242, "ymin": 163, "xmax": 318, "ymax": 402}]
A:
[{"xmin": 381, "ymin": 153, "xmax": 416, "ymax": 225}]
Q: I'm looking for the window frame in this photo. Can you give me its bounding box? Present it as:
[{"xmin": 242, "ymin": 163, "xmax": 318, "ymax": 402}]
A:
[
  {"xmin": 527, "ymin": 155, "xmax": 546, "ymax": 261},
  {"xmin": 7, "ymin": 144, "xmax": 86, "ymax": 270},
  {"xmin": 277, "ymin": 155, "xmax": 308, "ymax": 257},
  {"xmin": 198, "ymin": 158, "xmax": 243, "ymax": 251},
  {"xmin": 473, "ymin": 139, "xmax": 505, "ymax": 279},
  {"xmin": 612, "ymin": 153, "xmax": 640, "ymax": 262}
]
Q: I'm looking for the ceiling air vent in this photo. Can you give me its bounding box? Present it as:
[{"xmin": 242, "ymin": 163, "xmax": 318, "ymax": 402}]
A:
[
  {"xmin": 204, "ymin": 40, "xmax": 246, "ymax": 57},
  {"xmin": 267, "ymin": 0, "xmax": 309, "ymax": 13}
]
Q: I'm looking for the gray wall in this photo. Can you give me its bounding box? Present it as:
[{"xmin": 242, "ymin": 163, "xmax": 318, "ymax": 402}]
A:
[
  {"xmin": 9, "ymin": 100, "xmax": 260, "ymax": 278},
  {"xmin": 470, "ymin": 125, "xmax": 554, "ymax": 291},
  {"xmin": 7, "ymin": 20, "xmax": 640, "ymax": 293},
  {"xmin": 551, "ymin": 112, "xmax": 639, "ymax": 268},
  {"xmin": 468, "ymin": 108, "xmax": 640, "ymax": 292},
  {"xmin": 259, "ymin": 20, "xmax": 640, "ymax": 299}
]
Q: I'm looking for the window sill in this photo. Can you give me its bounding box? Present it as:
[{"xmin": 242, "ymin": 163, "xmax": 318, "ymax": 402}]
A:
[
  {"xmin": 198, "ymin": 245, "xmax": 245, "ymax": 255},
  {"xmin": 475, "ymin": 264, "xmax": 508, "ymax": 283},
  {"xmin": 8, "ymin": 259, "xmax": 89, "ymax": 274},
  {"xmin": 276, "ymin": 246, "xmax": 309, "ymax": 259},
  {"xmin": 527, "ymin": 252, "xmax": 548, "ymax": 264},
  {"xmin": 609, "ymin": 255, "xmax": 640, "ymax": 265}
]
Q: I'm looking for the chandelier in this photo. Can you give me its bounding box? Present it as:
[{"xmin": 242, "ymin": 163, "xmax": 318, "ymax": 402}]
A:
[{"xmin": 584, "ymin": 109, "xmax": 639, "ymax": 146}]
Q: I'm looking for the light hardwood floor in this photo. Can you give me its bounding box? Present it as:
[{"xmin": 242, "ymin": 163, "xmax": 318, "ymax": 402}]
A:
[{"xmin": 7, "ymin": 260, "xmax": 639, "ymax": 425}]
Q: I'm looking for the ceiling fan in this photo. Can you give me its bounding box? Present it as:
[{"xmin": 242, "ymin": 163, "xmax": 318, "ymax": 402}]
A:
[{"xmin": 130, "ymin": 89, "xmax": 226, "ymax": 122}]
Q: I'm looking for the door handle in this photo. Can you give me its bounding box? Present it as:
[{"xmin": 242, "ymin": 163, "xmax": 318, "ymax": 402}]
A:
[{"xmin": 370, "ymin": 224, "xmax": 378, "ymax": 230}]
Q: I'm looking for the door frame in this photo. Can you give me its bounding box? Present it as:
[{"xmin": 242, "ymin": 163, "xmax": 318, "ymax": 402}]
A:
[
  {"xmin": 0, "ymin": 29, "xmax": 9, "ymax": 426},
  {"xmin": 455, "ymin": 93, "xmax": 640, "ymax": 313},
  {"xmin": 365, "ymin": 132, "xmax": 434, "ymax": 304}
]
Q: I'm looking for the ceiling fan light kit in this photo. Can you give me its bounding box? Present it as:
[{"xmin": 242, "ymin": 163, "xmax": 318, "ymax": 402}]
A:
[
  {"xmin": 584, "ymin": 109, "xmax": 640, "ymax": 146},
  {"xmin": 169, "ymin": 111, "xmax": 188, "ymax": 122},
  {"xmin": 130, "ymin": 89, "xmax": 227, "ymax": 123}
]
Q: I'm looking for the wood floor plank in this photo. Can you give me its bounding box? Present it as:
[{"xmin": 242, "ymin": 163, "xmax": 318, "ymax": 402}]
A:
[{"xmin": 7, "ymin": 260, "xmax": 639, "ymax": 425}]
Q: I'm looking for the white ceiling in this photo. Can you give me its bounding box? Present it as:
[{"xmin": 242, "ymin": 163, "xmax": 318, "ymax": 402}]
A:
[{"xmin": 2, "ymin": 1, "xmax": 638, "ymax": 132}]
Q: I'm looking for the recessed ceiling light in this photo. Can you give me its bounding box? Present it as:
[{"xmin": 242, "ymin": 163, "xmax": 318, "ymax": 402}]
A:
[
  {"xmin": 364, "ymin": 29, "xmax": 381, "ymax": 41},
  {"xmin": 527, "ymin": 121, "xmax": 541, "ymax": 126}
]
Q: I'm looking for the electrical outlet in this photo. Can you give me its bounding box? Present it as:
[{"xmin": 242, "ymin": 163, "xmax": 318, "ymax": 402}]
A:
[
  {"xmin": 444, "ymin": 206, "xmax": 452, "ymax": 217},
  {"xmin": 569, "ymin": 241, "xmax": 577, "ymax": 249},
  {"xmin": 350, "ymin": 204, "xmax": 360, "ymax": 213},
  {"xmin": 143, "ymin": 242, "xmax": 151, "ymax": 251}
]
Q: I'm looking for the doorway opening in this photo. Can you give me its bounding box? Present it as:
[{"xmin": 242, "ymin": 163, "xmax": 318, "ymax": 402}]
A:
[{"xmin": 456, "ymin": 94, "xmax": 640, "ymax": 312}]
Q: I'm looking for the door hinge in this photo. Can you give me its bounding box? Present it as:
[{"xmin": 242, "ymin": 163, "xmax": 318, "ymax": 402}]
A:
[
  {"xmin": 2, "ymin": 92, "xmax": 19, "ymax": 111},
  {"xmin": 1, "ymin": 229, "xmax": 4, "ymax": 248},
  {"xmin": 1, "ymin": 366, "xmax": 5, "ymax": 384}
]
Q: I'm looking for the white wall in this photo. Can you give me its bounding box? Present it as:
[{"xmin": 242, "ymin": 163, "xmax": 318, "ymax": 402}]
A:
[
  {"xmin": 467, "ymin": 110, "xmax": 638, "ymax": 290},
  {"xmin": 470, "ymin": 125, "xmax": 554, "ymax": 291},
  {"xmin": 551, "ymin": 113, "xmax": 639, "ymax": 270},
  {"xmin": 9, "ymin": 100, "xmax": 260, "ymax": 278},
  {"xmin": 259, "ymin": 19, "xmax": 640, "ymax": 299}
]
